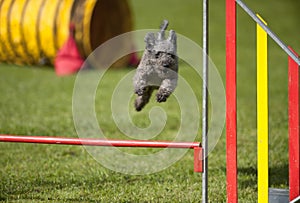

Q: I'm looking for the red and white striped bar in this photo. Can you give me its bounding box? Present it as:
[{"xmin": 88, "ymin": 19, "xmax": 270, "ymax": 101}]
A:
[{"xmin": 0, "ymin": 135, "xmax": 200, "ymax": 149}]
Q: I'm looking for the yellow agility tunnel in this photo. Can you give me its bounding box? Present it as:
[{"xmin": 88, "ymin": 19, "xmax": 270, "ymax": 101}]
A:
[{"xmin": 0, "ymin": 0, "xmax": 133, "ymax": 66}]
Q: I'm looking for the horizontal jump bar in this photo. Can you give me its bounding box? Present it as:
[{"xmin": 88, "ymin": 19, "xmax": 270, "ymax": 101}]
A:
[{"xmin": 0, "ymin": 135, "xmax": 201, "ymax": 149}]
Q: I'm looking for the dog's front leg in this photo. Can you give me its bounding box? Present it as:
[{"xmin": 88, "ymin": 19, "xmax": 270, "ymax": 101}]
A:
[{"xmin": 156, "ymin": 77, "xmax": 177, "ymax": 102}]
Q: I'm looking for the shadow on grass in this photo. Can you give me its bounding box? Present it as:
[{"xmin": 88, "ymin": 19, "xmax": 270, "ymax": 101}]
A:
[
  {"xmin": 270, "ymin": 163, "xmax": 288, "ymax": 187},
  {"xmin": 221, "ymin": 163, "xmax": 288, "ymax": 190}
]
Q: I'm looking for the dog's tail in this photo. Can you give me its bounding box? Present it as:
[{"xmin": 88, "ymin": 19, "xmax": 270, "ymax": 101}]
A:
[{"xmin": 157, "ymin": 20, "xmax": 169, "ymax": 41}]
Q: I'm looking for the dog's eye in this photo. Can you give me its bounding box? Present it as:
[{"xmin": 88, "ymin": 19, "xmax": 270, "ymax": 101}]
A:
[
  {"xmin": 155, "ymin": 52, "xmax": 161, "ymax": 58},
  {"xmin": 169, "ymin": 54, "xmax": 176, "ymax": 59}
]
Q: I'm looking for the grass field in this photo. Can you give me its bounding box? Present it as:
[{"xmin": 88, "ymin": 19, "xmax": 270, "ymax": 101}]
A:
[{"xmin": 1, "ymin": 0, "xmax": 300, "ymax": 202}]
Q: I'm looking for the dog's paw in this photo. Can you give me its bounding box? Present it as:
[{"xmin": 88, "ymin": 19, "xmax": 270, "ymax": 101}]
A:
[
  {"xmin": 156, "ymin": 94, "xmax": 167, "ymax": 102},
  {"xmin": 156, "ymin": 91, "xmax": 170, "ymax": 103},
  {"xmin": 135, "ymin": 87, "xmax": 146, "ymax": 96},
  {"xmin": 134, "ymin": 100, "xmax": 143, "ymax": 111}
]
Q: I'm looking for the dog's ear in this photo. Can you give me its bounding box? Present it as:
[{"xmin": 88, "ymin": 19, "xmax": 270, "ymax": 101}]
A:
[
  {"xmin": 144, "ymin": 33, "xmax": 155, "ymax": 50},
  {"xmin": 168, "ymin": 30, "xmax": 176, "ymax": 45}
]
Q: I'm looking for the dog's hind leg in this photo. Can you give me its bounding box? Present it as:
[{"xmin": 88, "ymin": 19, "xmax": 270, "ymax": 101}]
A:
[{"xmin": 134, "ymin": 87, "xmax": 155, "ymax": 111}]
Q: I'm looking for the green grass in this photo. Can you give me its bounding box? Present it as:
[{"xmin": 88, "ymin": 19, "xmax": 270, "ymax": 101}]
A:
[{"xmin": 1, "ymin": 0, "xmax": 300, "ymax": 202}]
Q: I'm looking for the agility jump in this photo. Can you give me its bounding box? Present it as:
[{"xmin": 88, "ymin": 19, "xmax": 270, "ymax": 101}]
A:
[{"xmin": 226, "ymin": 0, "xmax": 300, "ymax": 202}]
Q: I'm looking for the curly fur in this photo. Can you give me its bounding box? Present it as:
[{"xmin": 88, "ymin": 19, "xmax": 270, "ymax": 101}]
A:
[{"xmin": 133, "ymin": 20, "xmax": 178, "ymax": 111}]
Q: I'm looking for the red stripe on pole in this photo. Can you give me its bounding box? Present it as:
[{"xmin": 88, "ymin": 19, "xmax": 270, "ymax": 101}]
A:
[
  {"xmin": 226, "ymin": 0, "xmax": 237, "ymax": 202},
  {"xmin": 194, "ymin": 146, "xmax": 203, "ymax": 173},
  {"xmin": 288, "ymin": 47, "xmax": 300, "ymax": 201},
  {"xmin": 0, "ymin": 135, "xmax": 200, "ymax": 149}
]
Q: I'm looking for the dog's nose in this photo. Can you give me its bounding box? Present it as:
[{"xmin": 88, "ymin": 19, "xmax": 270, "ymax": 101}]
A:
[{"xmin": 162, "ymin": 63, "xmax": 170, "ymax": 68}]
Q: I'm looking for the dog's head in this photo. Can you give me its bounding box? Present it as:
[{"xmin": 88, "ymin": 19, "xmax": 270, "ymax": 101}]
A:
[{"xmin": 144, "ymin": 20, "xmax": 177, "ymax": 71}]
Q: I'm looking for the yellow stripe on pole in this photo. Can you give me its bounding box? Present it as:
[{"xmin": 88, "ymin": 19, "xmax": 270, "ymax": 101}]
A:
[{"xmin": 256, "ymin": 14, "xmax": 269, "ymax": 203}]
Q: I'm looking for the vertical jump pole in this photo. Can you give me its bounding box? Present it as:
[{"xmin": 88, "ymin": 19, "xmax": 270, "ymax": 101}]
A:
[
  {"xmin": 202, "ymin": 0, "xmax": 209, "ymax": 202},
  {"xmin": 256, "ymin": 14, "xmax": 269, "ymax": 203},
  {"xmin": 226, "ymin": 0, "xmax": 237, "ymax": 202},
  {"xmin": 288, "ymin": 47, "xmax": 300, "ymax": 201}
]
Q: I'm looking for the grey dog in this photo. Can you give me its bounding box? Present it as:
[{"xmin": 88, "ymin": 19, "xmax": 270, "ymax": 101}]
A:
[{"xmin": 133, "ymin": 20, "xmax": 178, "ymax": 111}]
